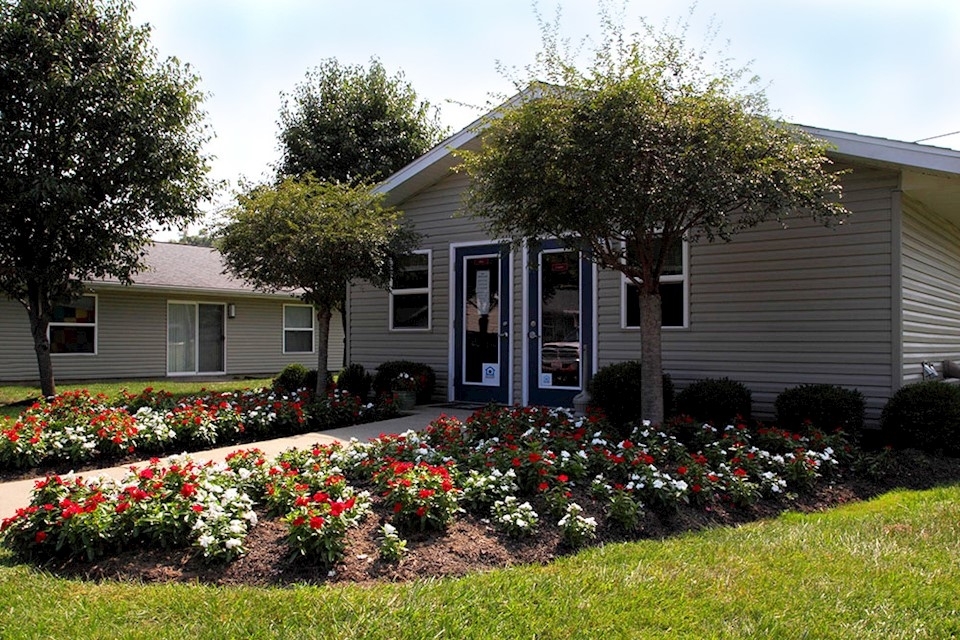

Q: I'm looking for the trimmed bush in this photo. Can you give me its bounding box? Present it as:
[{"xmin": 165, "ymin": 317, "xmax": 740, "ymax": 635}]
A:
[
  {"xmin": 774, "ymin": 383, "xmax": 865, "ymax": 437},
  {"xmin": 373, "ymin": 361, "xmax": 437, "ymax": 404},
  {"xmin": 881, "ymin": 381, "xmax": 960, "ymax": 455},
  {"xmin": 337, "ymin": 363, "xmax": 372, "ymax": 400},
  {"xmin": 273, "ymin": 363, "xmax": 309, "ymax": 394},
  {"xmin": 587, "ymin": 360, "xmax": 674, "ymax": 434},
  {"xmin": 674, "ymin": 377, "xmax": 752, "ymax": 427}
]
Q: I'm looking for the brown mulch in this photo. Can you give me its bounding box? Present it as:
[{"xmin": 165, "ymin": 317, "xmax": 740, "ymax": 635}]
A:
[{"xmin": 17, "ymin": 448, "xmax": 960, "ymax": 588}]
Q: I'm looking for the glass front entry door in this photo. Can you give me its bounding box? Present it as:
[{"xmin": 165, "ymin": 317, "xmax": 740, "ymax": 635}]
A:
[
  {"xmin": 527, "ymin": 242, "xmax": 593, "ymax": 407},
  {"xmin": 454, "ymin": 244, "xmax": 511, "ymax": 403}
]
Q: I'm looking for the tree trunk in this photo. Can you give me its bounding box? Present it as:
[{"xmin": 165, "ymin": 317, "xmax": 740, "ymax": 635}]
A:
[
  {"xmin": 315, "ymin": 306, "xmax": 332, "ymax": 395},
  {"xmin": 24, "ymin": 288, "xmax": 56, "ymax": 398},
  {"xmin": 638, "ymin": 289, "xmax": 664, "ymax": 425}
]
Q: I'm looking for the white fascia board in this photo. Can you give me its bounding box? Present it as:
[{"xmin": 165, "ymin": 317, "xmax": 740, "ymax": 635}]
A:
[{"xmin": 801, "ymin": 125, "xmax": 960, "ymax": 177}]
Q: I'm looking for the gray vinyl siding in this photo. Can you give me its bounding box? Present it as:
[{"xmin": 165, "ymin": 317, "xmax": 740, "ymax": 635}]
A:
[
  {"xmin": 0, "ymin": 289, "xmax": 342, "ymax": 383},
  {"xmin": 348, "ymin": 172, "xmax": 489, "ymax": 399},
  {"xmin": 597, "ymin": 165, "xmax": 899, "ymax": 422},
  {"xmin": 900, "ymin": 196, "xmax": 960, "ymax": 383}
]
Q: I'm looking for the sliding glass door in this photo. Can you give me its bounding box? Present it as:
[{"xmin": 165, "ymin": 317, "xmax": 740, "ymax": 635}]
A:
[{"xmin": 168, "ymin": 302, "xmax": 225, "ymax": 375}]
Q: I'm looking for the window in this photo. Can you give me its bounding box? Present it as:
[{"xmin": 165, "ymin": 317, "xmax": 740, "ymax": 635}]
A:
[
  {"xmin": 49, "ymin": 294, "xmax": 97, "ymax": 355},
  {"xmin": 622, "ymin": 239, "xmax": 688, "ymax": 329},
  {"xmin": 390, "ymin": 250, "xmax": 431, "ymax": 330},
  {"xmin": 283, "ymin": 305, "xmax": 315, "ymax": 353}
]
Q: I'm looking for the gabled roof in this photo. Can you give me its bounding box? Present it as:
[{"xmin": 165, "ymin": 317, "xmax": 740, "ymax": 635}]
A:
[
  {"xmin": 91, "ymin": 242, "xmax": 299, "ymax": 299},
  {"xmin": 376, "ymin": 89, "xmax": 960, "ymax": 210}
]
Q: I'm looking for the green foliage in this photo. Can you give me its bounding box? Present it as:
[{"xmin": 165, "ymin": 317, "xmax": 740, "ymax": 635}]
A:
[
  {"xmin": 373, "ymin": 361, "xmax": 437, "ymax": 404},
  {"xmin": 273, "ymin": 364, "xmax": 310, "ymax": 394},
  {"xmin": 337, "ymin": 363, "xmax": 372, "ymax": 400},
  {"xmin": 881, "ymin": 381, "xmax": 960, "ymax": 455},
  {"xmin": 277, "ymin": 57, "xmax": 446, "ymax": 183},
  {"xmin": 458, "ymin": 7, "xmax": 848, "ymax": 425},
  {"xmin": 218, "ymin": 176, "xmax": 419, "ymax": 391},
  {"xmin": 775, "ymin": 384, "xmax": 866, "ymax": 437},
  {"xmin": 675, "ymin": 378, "xmax": 753, "ymax": 427},
  {"xmin": 0, "ymin": 0, "xmax": 214, "ymax": 396},
  {"xmin": 587, "ymin": 360, "xmax": 674, "ymax": 433}
]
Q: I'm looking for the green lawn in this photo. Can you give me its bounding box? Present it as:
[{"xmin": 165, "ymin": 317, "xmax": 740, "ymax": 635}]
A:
[
  {"xmin": 1, "ymin": 485, "xmax": 958, "ymax": 639},
  {"xmin": 0, "ymin": 379, "xmax": 274, "ymax": 419}
]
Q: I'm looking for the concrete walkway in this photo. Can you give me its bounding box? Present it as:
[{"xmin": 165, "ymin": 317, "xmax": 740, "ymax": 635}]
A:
[{"xmin": 0, "ymin": 404, "xmax": 477, "ymax": 521}]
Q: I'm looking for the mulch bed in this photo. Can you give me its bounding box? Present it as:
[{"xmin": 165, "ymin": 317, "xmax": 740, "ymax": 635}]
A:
[{"xmin": 19, "ymin": 449, "xmax": 960, "ymax": 587}]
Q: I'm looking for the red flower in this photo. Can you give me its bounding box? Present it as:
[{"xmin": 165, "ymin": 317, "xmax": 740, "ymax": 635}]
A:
[
  {"xmin": 691, "ymin": 484, "xmax": 703, "ymax": 493},
  {"xmin": 34, "ymin": 531, "xmax": 47, "ymax": 543},
  {"xmin": 677, "ymin": 466, "xmax": 688, "ymax": 476},
  {"xmin": 393, "ymin": 502, "xmax": 403, "ymax": 513},
  {"xmin": 309, "ymin": 516, "xmax": 325, "ymax": 529},
  {"xmin": 292, "ymin": 516, "xmax": 305, "ymax": 527},
  {"xmin": 415, "ymin": 506, "xmax": 427, "ymax": 518},
  {"xmin": 139, "ymin": 468, "xmax": 154, "ymax": 480},
  {"xmin": 180, "ymin": 483, "xmax": 197, "ymax": 498},
  {"xmin": 528, "ymin": 452, "xmax": 543, "ymax": 463},
  {"xmin": 733, "ymin": 468, "xmax": 748, "ymax": 478},
  {"xmin": 418, "ymin": 489, "xmax": 435, "ymax": 499},
  {"xmin": 191, "ymin": 504, "xmax": 204, "ymax": 513},
  {"xmin": 537, "ymin": 482, "xmax": 549, "ymax": 492},
  {"xmin": 557, "ymin": 474, "xmax": 569, "ymax": 483},
  {"xmin": 116, "ymin": 502, "xmax": 130, "ymax": 514}
]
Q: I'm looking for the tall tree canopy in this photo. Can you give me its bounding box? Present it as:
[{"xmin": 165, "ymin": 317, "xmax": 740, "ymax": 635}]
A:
[
  {"xmin": 218, "ymin": 176, "xmax": 419, "ymax": 392},
  {"xmin": 0, "ymin": 0, "xmax": 214, "ymax": 396},
  {"xmin": 460, "ymin": 7, "xmax": 848, "ymax": 423},
  {"xmin": 277, "ymin": 57, "xmax": 446, "ymax": 183}
]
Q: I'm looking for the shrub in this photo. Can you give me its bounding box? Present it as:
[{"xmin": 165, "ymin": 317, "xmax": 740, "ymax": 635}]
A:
[
  {"xmin": 774, "ymin": 383, "xmax": 865, "ymax": 437},
  {"xmin": 587, "ymin": 361, "xmax": 674, "ymax": 434},
  {"xmin": 881, "ymin": 381, "xmax": 960, "ymax": 455},
  {"xmin": 337, "ymin": 363, "xmax": 372, "ymax": 400},
  {"xmin": 373, "ymin": 361, "xmax": 437, "ymax": 404},
  {"xmin": 273, "ymin": 363, "xmax": 309, "ymax": 394},
  {"xmin": 674, "ymin": 378, "xmax": 752, "ymax": 427}
]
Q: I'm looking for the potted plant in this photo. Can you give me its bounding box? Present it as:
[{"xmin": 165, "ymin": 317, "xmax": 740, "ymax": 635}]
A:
[{"xmin": 391, "ymin": 373, "xmax": 417, "ymax": 410}]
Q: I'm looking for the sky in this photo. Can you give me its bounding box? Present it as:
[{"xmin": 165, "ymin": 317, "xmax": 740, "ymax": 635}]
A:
[{"xmin": 131, "ymin": 0, "xmax": 960, "ymax": 237}]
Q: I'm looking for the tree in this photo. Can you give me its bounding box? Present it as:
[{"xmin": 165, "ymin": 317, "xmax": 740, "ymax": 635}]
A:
[
  {"xmin": 218, "ymin": 175, "xmax": 418, "ymax": 394},
  {"xmin": 277, "ymin": 57, "xmax": 446, "ymax": 184},
  {"xmin": 0, "ymin": 0, "xmax": 213, "ymax": 397},
  {"xmin": 276, "ymin": 57, "xmax": 446, "ymax": 366},
  {"xmin": 459, "ymin": 8, "xmax": 848, "ymax": 424}
]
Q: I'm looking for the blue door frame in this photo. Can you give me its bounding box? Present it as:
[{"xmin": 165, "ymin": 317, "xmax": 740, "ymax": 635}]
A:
[
  {"xmin": 526, "ymin": 240, "xmax": 594, "ymax": 407},
  {"xmin": 453, "ymin": 244, "xmax": 511, "ymax": 404}
]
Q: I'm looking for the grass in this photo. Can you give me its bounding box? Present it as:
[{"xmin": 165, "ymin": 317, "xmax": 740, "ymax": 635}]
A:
[
  {"xmin": 2, "ymin": 485, "xmax": 959, "ymax": 639},
  {"xmin": 0, "ymin": 379, "xmax": 274, "ymax": 419}
]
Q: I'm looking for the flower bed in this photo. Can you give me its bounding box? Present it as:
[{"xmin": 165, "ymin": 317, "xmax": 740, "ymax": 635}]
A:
[
  {"xmin": 1, "ymin": 405, "xmax": 852, "ymax": 571},
  {"xmin": 0, "ymin": 387, "xmax": 396, "ymax": 472}
]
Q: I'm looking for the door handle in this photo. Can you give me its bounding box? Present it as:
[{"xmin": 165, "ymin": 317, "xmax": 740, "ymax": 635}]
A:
[
  {"xmin": 500, "ymin": 332, "xmax": 509, "ymax": 338},
  {"xmin": 528, "ymin": 330, "xmax": 539, "ymax": 339}
]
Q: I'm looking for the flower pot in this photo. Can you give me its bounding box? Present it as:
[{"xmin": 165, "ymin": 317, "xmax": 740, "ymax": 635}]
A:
[{"xmin": 393, "ymin": 390, "xmax": 416, "ymax": 411}]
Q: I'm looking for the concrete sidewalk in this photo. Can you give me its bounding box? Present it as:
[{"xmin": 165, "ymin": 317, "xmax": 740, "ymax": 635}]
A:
[{"xmin": 0, "ymin": 404, "xmax": 477, "ymax": 521}]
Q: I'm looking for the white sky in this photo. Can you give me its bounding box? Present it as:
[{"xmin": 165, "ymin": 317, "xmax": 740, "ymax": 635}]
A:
[{"xmin": 132, "ymin": 0, "xmax": 960, "ymax": 237}]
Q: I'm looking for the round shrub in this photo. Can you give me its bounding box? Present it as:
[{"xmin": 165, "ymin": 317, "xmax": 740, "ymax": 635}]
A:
[
  {"xmin": 373, "ymin": 361, "xmax": 437, "ymax": 404},
  {"xmin": 273, "ymin": 363, "xmax": 309, "ymax": 394},
  {"xmin": 674, "ymin": 377, "xmax": 752, "ymax": 427},
  {"xmin": 337, "ymin": 363, "xmax": 372, "ymax": 400},
  {"xmin": 774, "ymin": 383, "xmax": 865, "ymax": 437},
  {"xmin": 587, "ymin": 360, "xmax": 674, "ymax": 434},
  {"xmin": 881, "ymin": 381, "xmax": 960, "ymax": 455}
]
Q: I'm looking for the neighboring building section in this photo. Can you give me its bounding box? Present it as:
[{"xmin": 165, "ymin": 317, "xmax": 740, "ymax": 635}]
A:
[{"xmin": 1, "ymin": 243, "xmax": 344, "ymax": 384}]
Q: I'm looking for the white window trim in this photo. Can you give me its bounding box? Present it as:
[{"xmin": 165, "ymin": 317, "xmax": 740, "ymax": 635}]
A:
[
  {"xmin": 620, "ymin": 240, "xmax": 689, "ymax": 330},
  {"xmin": 283, "ymin": 303, "xmax": 316, "ymax": 355},
  {"xmin": 389, "ymin": 249, "xmax": 432, "ymax": 331},
  {"xmin": 49, "ymin": 293, "xmax": 98, "ymax": 357}
]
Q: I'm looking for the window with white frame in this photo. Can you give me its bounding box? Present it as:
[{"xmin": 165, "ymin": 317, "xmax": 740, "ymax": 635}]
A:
[
  {"xmin": 283, "ymin": 304, "xmax": 315, "ymax": 353},
  {"xmin": 622, "ymin": 238, "xmax": 688, "ymax": 329},
  {"xmin": 49, "ymin": 294, "xmax": 97, "ymax": 354},
  {"xmin": 390, "ymin": 250, "xmax": 431, "ymax": 330}
]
